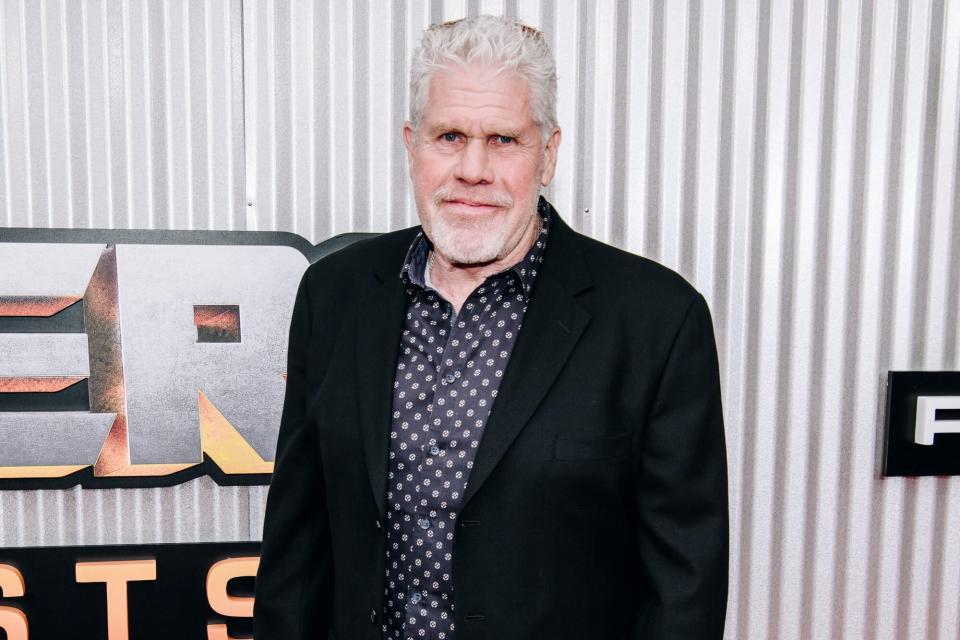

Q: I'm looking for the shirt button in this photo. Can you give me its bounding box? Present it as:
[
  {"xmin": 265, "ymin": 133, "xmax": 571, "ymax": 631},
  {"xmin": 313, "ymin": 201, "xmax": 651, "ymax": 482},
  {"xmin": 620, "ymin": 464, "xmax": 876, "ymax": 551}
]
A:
[
  {"xmin": 418, "ymin": 517, "xmax": 431, "ymax": 530},
  {"xmin": 444, "ymin": 372, "xmax": 456, "ymax": 384},
  {"xmin": 409, "ymin": 592, "xmax": 422, "ymax": 605},
  {"xmin": 429, "ymin": 445, "xmax": 440, "ymax": 456}
]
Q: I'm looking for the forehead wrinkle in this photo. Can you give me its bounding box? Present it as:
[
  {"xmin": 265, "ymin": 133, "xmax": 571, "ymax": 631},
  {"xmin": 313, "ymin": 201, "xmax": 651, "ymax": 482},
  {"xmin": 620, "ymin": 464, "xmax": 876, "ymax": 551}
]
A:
[
  {"xmin": 427, "ymin": 89, "xmax": 532, "ymax": 118},
  {"xmin": 427, "ymin": 67, "xmax": 533, "ymax": 110},
  {"xmin": 426, "ymin": 97, "xmax": 534, "ymax": 135},
  {"xmin": 441, "ymin": 86, "xmax": 524, "ymax": 102}
]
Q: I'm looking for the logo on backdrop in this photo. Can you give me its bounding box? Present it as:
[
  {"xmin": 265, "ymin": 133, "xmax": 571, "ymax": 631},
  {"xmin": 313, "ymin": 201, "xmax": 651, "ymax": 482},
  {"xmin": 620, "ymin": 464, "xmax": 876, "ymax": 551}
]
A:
[
  {"xmin": 0, "ymin": 228, "xmax": 368, "ymax": 488},
  {"xmin": 883, "ymin": 371, "xmax": 960, "ymax": 476},
  {"xmin": 0, "ymin": 541, "xmax": 260, "ymax": 639}
]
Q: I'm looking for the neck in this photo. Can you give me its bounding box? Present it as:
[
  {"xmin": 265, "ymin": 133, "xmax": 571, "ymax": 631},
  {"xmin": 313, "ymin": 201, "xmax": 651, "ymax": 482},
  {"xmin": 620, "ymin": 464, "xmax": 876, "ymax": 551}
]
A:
[{"xmin": 429, "ymin": 215, "xmax": 541, "ymax": 313}]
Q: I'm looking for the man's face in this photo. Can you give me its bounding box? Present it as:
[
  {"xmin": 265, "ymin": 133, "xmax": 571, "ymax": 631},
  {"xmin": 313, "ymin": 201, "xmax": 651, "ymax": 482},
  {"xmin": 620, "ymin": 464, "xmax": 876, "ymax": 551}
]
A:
[{"xmin": 403, "ymin": 63, "xmax": 560, "ymax": 266}]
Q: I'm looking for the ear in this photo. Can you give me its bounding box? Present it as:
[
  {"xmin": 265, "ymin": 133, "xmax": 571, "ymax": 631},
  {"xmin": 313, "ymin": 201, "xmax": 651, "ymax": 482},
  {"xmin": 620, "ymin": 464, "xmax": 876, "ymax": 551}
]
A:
[
  {"xmin": 403, "ymin": 121, "xmax": 416, "ymax": 161},
  {"xmin": 539, "ymin": 128, "xmax": 562, "ymax": 187}
]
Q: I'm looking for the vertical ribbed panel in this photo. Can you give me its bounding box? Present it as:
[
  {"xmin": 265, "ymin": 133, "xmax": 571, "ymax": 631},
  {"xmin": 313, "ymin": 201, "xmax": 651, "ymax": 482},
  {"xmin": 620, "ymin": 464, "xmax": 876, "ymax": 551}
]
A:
[
  {"xmin": 0, "ymin": 0, "xmax": 245, "ymax": 229},
  {"xmin": 2, "ymin": 2, "xmax": 960, "ymax": 638},
  {"xmin": 0, "ymin": 479, "xmax": 248, "ymax": 546}
]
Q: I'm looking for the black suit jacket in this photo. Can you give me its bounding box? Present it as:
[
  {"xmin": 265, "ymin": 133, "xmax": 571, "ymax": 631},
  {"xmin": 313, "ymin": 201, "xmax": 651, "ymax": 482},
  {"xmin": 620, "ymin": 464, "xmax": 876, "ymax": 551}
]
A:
[{"xmin": 254, "ymin": 205, "xmax": 728, "ymax": 639}]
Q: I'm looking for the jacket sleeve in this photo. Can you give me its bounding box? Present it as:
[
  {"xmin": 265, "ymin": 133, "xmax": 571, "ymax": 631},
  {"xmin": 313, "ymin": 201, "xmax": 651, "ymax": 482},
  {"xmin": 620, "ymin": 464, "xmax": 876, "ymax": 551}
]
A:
[
  {"xmin": 633, "ymin": 293, "xmax": 729, "ymax": 639},
  {"xmin": 254, "ymin": 271, "xmax": 334, "ymax": 639}
]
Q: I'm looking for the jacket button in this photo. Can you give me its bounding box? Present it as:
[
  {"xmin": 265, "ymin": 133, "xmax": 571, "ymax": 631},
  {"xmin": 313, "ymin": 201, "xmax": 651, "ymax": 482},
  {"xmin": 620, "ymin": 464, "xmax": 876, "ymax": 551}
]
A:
[
  {"xmin": 369, "ymin": 608, "xmax": 378, "ymax": 624},
  {"xmin": 375, "ymin": 519, "xmax": 382, "ymax": 530}
]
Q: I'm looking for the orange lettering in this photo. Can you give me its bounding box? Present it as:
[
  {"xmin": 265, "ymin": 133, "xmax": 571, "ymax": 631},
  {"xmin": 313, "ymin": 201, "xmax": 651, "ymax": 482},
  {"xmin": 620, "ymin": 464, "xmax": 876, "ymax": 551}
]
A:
[
  {"xmin": 206, "ymin": 557, "xmax": 259, "ymax": 640},
  {"xmin": 76, "ymin": 559, "xmax": 156, "ymax": 640},
  {"xmin": 0, "ymin": 564, "xmax": 28, "ymax": 640}
]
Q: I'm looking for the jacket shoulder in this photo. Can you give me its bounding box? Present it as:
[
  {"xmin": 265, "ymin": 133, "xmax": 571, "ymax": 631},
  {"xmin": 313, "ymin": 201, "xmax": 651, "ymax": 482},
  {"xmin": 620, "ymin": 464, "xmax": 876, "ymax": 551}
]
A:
[
  {"xmin": 299, "ymin": 227, "xmax": 417, "ymax": 303},
  {"xmin": 574, "ymin": 232, "xmax": 704, "ymax": 313}
]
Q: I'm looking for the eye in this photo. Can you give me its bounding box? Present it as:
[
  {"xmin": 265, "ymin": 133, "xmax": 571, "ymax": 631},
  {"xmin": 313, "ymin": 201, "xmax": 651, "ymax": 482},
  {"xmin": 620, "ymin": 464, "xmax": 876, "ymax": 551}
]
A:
[
  {"xmin": 493, "ymin": 135, "xmax": 515, "ymax": 145},
  {"xmin": 441, "ymin": 132, "xmax": 460, "ymax": 143}
]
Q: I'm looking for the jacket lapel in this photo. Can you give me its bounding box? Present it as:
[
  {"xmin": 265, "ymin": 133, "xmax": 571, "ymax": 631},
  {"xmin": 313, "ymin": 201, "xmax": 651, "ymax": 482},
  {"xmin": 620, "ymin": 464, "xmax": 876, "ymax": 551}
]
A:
[
  {"xmin": 356, "ymin": 233, "xmax": 416, "ymax": 521},
  {"xmin": 462, "ymin": 210, "xmax": 592, "ymax": 507},
  {"xmin": 352, "ymin": 213, "xmax": 593, "ymax": 517}
]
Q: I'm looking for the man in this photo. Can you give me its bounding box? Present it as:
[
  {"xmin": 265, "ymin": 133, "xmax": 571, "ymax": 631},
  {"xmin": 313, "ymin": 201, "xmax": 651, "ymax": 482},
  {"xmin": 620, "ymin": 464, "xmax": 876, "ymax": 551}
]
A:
[{"xmin": 255, "ymin": 15, "xmax": 728, "ymax": 640}]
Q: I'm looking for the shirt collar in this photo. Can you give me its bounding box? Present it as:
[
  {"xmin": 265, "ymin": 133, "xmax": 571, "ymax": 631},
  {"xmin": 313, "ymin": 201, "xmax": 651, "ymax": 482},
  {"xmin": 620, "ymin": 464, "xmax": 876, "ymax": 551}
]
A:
[{"xmin": 400, "ymin": 197, "xmax": 551, "ymax": 301}]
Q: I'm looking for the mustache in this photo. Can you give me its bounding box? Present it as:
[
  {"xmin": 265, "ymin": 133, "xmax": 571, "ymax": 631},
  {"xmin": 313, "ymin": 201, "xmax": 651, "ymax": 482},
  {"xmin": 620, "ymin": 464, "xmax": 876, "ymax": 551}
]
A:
[{"xmin": 432, "ymin": 187, "xmax": 513, "ymax": 208}]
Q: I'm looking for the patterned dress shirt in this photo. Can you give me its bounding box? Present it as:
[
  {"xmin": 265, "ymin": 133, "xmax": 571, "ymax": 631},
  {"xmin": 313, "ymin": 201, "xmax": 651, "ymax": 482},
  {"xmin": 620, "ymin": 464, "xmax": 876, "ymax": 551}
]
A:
[{"xmin": 382, "ymin": 201, "xmax": 550, "ymax": 640}]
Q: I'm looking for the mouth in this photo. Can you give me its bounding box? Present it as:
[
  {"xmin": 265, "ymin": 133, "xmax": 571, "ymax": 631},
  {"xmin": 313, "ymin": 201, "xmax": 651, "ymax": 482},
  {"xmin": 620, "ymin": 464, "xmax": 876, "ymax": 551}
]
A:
[{"xmin": 440, "ymin": 198, "xmax": 507, "ymax": 212}]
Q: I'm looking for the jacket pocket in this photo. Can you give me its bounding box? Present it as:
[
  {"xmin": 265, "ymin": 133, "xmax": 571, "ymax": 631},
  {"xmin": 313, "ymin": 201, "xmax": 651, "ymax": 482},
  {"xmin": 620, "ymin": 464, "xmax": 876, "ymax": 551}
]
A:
[{"xmin": 553, "ymin": 431, "xmax": 632, "ymax": 461}]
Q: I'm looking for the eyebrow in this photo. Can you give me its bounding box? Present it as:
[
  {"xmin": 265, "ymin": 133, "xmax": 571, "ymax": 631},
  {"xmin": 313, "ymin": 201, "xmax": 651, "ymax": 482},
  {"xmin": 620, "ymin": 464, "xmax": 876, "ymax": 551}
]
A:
[
  {"xmin": 428, "ymin": 123, "xmax": 461, "ymax": 135},
  {"xmin": 429, "ymin": 124, "xmax": 525, "ymax": 139}
]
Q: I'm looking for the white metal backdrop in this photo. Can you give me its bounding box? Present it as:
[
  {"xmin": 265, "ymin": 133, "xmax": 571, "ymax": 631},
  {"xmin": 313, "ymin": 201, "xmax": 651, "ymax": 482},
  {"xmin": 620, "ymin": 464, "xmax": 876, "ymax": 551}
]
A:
[{"xmin": 0, "ymin": 1, "xmax": 958, "ymax": 638}]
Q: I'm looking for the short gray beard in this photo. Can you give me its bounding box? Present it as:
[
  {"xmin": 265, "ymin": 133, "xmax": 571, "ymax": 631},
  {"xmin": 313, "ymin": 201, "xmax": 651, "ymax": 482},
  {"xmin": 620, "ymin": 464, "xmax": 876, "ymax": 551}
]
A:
[{"xmin": 424, "ymin": 187, "xmax": 533, "ymax": 266}]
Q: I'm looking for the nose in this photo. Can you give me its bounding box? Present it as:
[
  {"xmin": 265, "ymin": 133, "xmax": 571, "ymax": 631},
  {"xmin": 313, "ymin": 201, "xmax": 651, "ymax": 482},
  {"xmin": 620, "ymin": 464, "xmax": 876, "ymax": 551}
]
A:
[{"xmin": 454, "ymin": 138, "xmax": 494, "ymax": 185}]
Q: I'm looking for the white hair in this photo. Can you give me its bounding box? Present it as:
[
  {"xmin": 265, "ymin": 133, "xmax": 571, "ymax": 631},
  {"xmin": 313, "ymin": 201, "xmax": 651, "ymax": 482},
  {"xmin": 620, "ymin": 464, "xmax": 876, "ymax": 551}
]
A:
[{"xmin": 409, "ymin": 15, "xmax": 558, "ymax": 142}]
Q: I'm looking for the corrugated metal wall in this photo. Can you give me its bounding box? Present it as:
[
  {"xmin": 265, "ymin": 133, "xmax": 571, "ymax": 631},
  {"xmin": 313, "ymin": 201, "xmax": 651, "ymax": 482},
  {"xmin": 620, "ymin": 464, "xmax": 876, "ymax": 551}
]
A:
[{"xmin": 1, "ymin": 1, "xmax": 958, "ymax": 638}]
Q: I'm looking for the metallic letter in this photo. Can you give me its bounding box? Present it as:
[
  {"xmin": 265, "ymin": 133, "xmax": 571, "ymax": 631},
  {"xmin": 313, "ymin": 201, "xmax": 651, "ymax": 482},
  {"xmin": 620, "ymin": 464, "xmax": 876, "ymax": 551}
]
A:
[
  {"xmin": 114, "ymin": 245, "xmax": 305, "ymax": 465},
  {"xmin": 0, "ymin": 243, "xmax": 103, "ymax": 314},
  {"xmin": 0, "ymin": 244, "xmax": 115, "ymax": 478}
]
